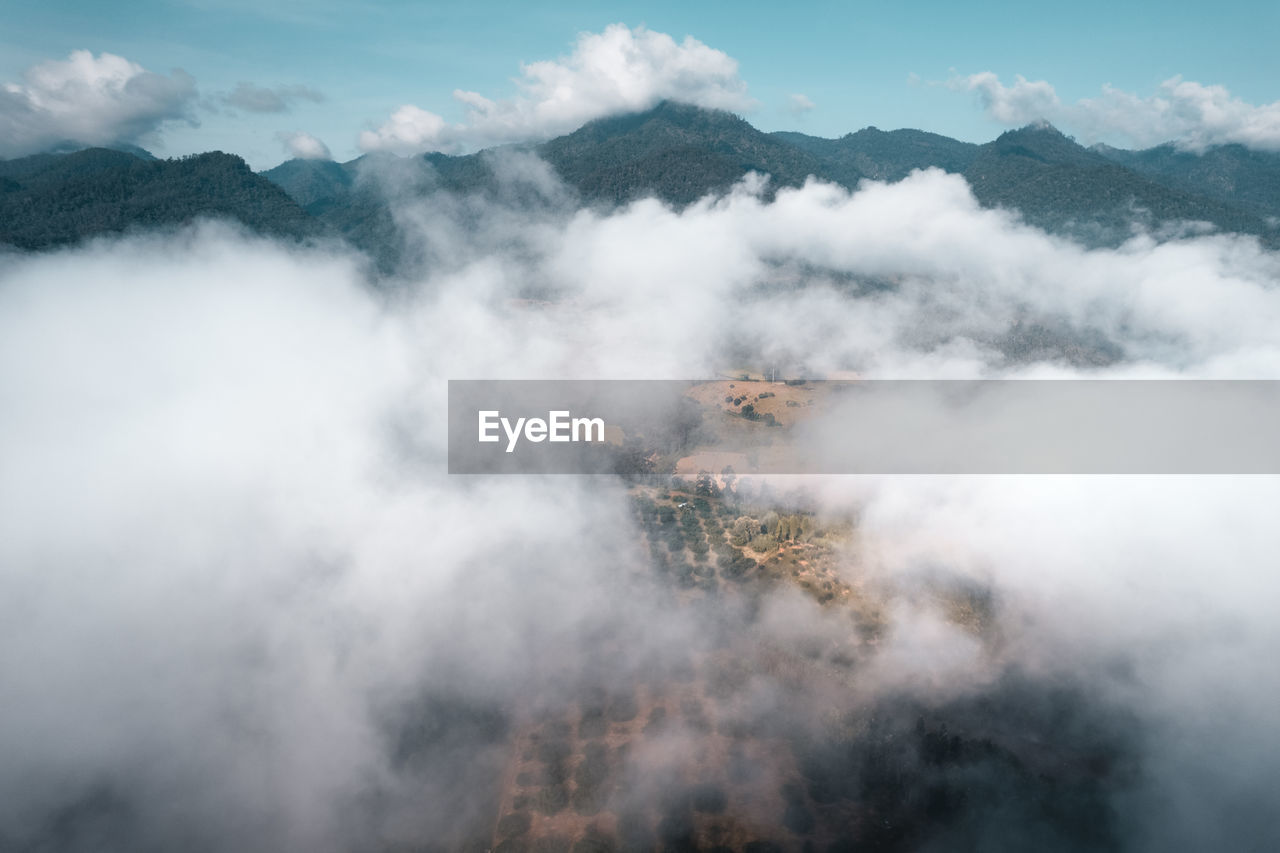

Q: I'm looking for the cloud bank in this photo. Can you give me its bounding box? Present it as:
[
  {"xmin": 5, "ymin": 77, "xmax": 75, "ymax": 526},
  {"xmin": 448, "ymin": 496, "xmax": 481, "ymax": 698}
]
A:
[
  {"xmin": 0, "ymin": 50, "xmax": 197, "ymax": 157},
  {"xmin": 358, "ymin": 24, "xmax": 755, "ymax": 155},
  {"xmin": 956, "ymin": 71, "xmax": 1280, "ymax": 152},
  {"xmin": 2, "ymin": 161, "xmax": 1280, "ymax": 850}
]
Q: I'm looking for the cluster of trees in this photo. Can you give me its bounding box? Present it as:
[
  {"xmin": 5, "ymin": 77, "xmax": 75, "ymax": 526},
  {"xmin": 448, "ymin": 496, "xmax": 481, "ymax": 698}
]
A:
[
  {"xmin": 736, "ymin": 403, "xmax": 778, "ymax": 426},
  {"xmin": 721, "ymin": 390, "xmax": 781, "ymax": 427},
  {"xmin": 531, "ymin": 735, "xmax": 572, "ymax": 815},
  {"xmin": 729, "ymin": 511, "xmax": 822, "ymax": 553},
  {"xmin": 571, "ymin": 742, "xmax": 616, "ymax": 816},
  {"xmin": 693, "ymin": 471, "xmax": 721, "ymax": 498},
  {"xmin": 577, "ymin": 687, "xmax": 638, "ymax": 739},
  {"xmin": 504, "ymin": 708, "xmax": 630, "ymax": 845},
  {"xmin": 632, "ymin": 492, "xmax": 758, "ymax": 589},
  {"xmin": 784, "ymin": 680, "xmax": 1133, "ymax": 851}
]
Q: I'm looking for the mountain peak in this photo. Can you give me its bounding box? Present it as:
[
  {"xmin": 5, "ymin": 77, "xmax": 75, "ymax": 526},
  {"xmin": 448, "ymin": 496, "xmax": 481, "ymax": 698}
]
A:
[
  {"xmin": 1027, "ymin": 118, "xmax": 1061, "ymax": 132},
  {"xmin": 564, "ymin": 99, "xmax": 749, "ymax": 143},
  {"xmin": 39, "ymin": 140, "xmax": 157, "ymax": 160},
  {"xmin": 1002, "ymin": 120, "xmax": 1070, "ymax": 140},
  {"xmin": 645, "ymin": 98, "xmax": 743, "ymax": 122},
  {"xmin": 537, "ymin": 99, "xmax": 849, "ymax": 206},
  {"xmin": 984, "ymin": 121, "xmax": 1097, "ymax": 166}
]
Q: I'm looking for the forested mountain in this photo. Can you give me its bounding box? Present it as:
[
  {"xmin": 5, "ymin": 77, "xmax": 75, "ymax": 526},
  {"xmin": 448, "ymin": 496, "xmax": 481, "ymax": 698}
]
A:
[
  {"xmin": 778, "ymin": 121, "xmax": 1275, "ymax": 244},
  {"xmin": 258, "ymin": 101, "xmax": 864, "ymax": 270},
  {"xmin": 773, "ymin": 126, "xmax": 979, "ymax": 181},
  {"xmin": 537, "ymin": 100, "xmax": 860, "ymax": 204},
  {"xmin": 961, "ymin": 123, "xmax": 1273, "ymax": 243},
  {"xmin": 261, "ymin": 104, "xmax": 1276, "ymax": 253},
  {"xmin": 265, "ymin": 100, "xmax": 859, "ymax": 214},
  {"xmin": 5, "ymin": 103, "xmax": 1278, "ymax": 261},
  {"xmin": 259, "ymin": 157, "xmax": 354, "ymax": 214},
  {"xmin": 0, "ymin": 148, "xmax": 317, "ymax": 250},
  {"xmin": 1093, "ymin": 142, "xmax": 1280, "ymax": 223}
]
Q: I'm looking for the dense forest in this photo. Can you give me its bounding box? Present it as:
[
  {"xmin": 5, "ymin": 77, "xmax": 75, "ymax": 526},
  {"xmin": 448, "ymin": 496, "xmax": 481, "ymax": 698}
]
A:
[{"xmin": 0, "ymin": 148, "xmax": 317, "ymax": 250}]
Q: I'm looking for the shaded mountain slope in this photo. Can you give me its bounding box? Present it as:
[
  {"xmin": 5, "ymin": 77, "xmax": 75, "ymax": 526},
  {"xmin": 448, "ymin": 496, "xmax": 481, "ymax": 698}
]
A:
[
  {"xmin": 1094, "ymin": 142, "xmax": 1280, "ymax": 223},
  {"xmin": 961, "ymin": 124, "xmax": 1274, "ymax": 244},
  {"xmin": 773, "ymin": 126, "xmax": 979, "ymax": 181},
  {"xmin": 1, "ymin": 148, "xmax": 319, "ymax": 250},
  {"xmin": 259, "ymin": 157, "xmax": 354, "ymax": 215},
  {"xmin": 536, "ymin": 100, "xmax": 861, "ymax": 204},
  {"xmin": 259, "ymin": 107, "xmax": 1279, "ymax": 262}
]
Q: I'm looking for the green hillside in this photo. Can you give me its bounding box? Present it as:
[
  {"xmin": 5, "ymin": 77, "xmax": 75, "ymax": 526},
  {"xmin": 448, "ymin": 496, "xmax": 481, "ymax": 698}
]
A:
[{"xmin": 1, "ymin": 148, "xmax": 319, "ymax": 250}]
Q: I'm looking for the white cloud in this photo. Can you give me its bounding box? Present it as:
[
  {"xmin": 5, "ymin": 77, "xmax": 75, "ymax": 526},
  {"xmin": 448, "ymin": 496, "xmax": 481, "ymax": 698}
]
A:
[
  {"xmin": 787, "ymin": 93, "xmax": 815, "ymax": 114},
  {"xmin": 0, "ymin": 50, "xmax": 197, "ymax": 157},
  {"xmin": 4, "ymin": 161, "xmax": 1280, "ymax": 848},
  {"xmin": 277, "ymin": 130, "xmax": 331, "ymax": 160},
  {"xmin": 223, "ymin": 82, "xmax": 324, "ymax": 114},
  {"xmin": 955, "ymin": 71, "xmax": 1061, "ymax": 125},
  {"xmin": 954, "ymin": 71, "xmax": 1280, "ymax": 152},
  {"xmin": 358, "ymin": 104, "xmax": 446, "ymax": 156},
  {"xmin": 358, "ymin": 24, "xmax": 755, "ymax": 155}
]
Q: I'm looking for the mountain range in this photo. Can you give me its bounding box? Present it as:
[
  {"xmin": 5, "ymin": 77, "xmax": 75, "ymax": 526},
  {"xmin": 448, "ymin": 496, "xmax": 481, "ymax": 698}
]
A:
[{"xmin": 3, "ymin": 101, "xmax": 1278, "ymax": 267}]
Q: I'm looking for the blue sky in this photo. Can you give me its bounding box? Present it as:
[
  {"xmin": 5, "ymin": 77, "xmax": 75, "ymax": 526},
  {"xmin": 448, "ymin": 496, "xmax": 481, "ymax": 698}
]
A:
[{"xmin": 3, "ymin": 0, "xmax": 1278, "ymax": 168}]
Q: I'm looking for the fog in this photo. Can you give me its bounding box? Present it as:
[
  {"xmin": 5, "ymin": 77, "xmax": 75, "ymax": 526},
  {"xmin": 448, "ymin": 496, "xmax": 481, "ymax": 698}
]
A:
[{"xmin": 1, "ymin": 161, "xmax": 1278, "ymax": 851}]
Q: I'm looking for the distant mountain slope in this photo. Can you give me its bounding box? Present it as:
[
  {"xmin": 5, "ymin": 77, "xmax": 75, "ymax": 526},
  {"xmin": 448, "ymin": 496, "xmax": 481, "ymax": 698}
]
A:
[
  {"xmin": 1094, "ymin": 142, "xmax": 1280, "ymax": 223},
  {"xmin": 38, "ymin": 141, "xmax": 159, "ymax": 160},
  {"xmin": 0, "ymin": 148, "xmax": 319, "ymax": 250},
  {"xmin": 263, "ymin": 101, "xmax": 861, "ymax": 217},
  {"xmin": 266, "ymin": 107, "xmax": 1279, "ymax": 256},
  {"xmin": 261, "ymin": 102, "xmax": 866, "ymax": 269},
  {"xmin": 961, "ymin": 124, "xmax": 1273, "ymax": 244},
  {"xmin": 261, "ymin": 149, "xmax": 508, "ymax": 218},
  {"xmin": 536, "ymin": 101, "xmax": 861, "ymax": 204},
  {"xmin": 773, "ymin": 127, "xmax": 979, "ymax": 181},
  {"xmin": 259, "ymin": 157, "xmax": 354, "ymax": 214},
  {"xmin": 264, "ymin": 152, "xmax": 477, "ymax": 274}
]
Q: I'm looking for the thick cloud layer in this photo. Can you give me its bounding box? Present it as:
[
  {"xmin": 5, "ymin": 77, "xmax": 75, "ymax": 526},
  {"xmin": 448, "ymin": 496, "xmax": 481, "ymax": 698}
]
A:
[
  {"xmin": 379, "ymin": 166, "xmax": 1280, "ymax": 378},
  {"xmin": 358, "ymin": 24, "xmax": 755, "ymax": 155},
  {"xmin": 2, "ymin": 161, "xmax": 1279, "ymax": 851},
  {"xmin": 956, "ymin": 71, "xmax": 1280, "ymax": 152},
  {"xmin": 0, "ymin": 51, "xmax": 197, "ymax": 157}
]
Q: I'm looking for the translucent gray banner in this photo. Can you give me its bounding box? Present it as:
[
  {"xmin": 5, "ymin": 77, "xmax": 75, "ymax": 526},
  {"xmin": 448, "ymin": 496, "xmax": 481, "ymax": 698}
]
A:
[{"xmin": 447, "ymin": 380, "xmax": 1280, "ymax": 474}]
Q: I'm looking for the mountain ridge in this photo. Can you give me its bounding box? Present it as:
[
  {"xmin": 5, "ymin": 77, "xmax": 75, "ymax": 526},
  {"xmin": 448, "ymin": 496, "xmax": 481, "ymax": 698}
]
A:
[
  {"xmin": 5, "ymin": 103, "xmax": 1277, "ymax": 260},
  {"xmin": 1, "ymin": 147, "xmax": 318, "ymax": 250}
]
